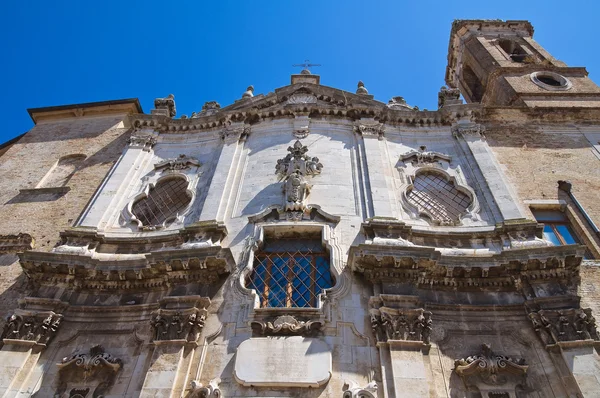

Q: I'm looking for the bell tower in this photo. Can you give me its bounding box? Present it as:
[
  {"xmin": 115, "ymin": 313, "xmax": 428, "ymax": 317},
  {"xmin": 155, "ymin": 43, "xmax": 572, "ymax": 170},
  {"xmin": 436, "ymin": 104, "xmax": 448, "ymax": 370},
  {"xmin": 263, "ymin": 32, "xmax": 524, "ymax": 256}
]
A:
[{"xmin": 445, "ymin": 19, "xmax": 600, "ymax": 107}]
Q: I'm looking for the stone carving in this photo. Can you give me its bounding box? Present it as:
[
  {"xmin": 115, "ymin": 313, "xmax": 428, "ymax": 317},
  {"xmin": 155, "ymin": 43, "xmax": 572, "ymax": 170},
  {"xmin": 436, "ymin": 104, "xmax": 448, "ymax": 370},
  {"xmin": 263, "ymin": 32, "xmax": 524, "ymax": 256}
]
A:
[
  {"xmin": 452, "ymin": 123, "xmax": 486, "ymax": 138},
  {"xmin": 58, "ymin": 345, "xmax": 123, "ymax": 377},
  {"xmin": 153, "ymin": 93, "xmax": 176, "ymax": 117},
  {"xmin": 387, "ymin": 96, "xmax": 414, "ymax": 110},
  {"xmin": 343, "ymin": 380, "xmax": 378, "ymax": 398},
  {"xmin": 370, "ymin": 308, "xmax": 432, "ymax": 344},
  {"xmin": 293, "ymin": 129, "xmax": 310, "ymax": 139},
  {"xmin": 191, "ymin": 378, "xmax": 221, "ymax": 398},
  {"xmin": 154, "ymin": 154, "xmax": 201, "ymax": 171},
  {"xmin": 400, "ymin": 145, "xmax": 452, "ymax": 165},
  {"xmin": 191, "ymin": 101, "xmax": 221, "ymax": 118},
  {"xmin": 287, "ymin": 92, "xmax": 318, "ymax": 104},
  {"xmin": 275, "ymin": 140, "xmax": 323, "ymax": 213},
  {"xmin": 354, "ymin": 122, "xmax": 385, "ymax": 140},
  {"xmin": 251, "ymin": 315, "xmax": 323, "ymax": 337},
  {"xmin": 128, "ymin": 135, "xmax": 158, "ymax": 152},
  {"xmin": 454, "ymin": 344, "xmax": 528, "ymax": 386},
  {"xmin": 1, "ymin": 313, "xmax": 62, "ymax": 346},
  {"xmin": 438, "ymin": 86, "xmax": 462, "ymax": 108},
  {"xmin": 0, "ymin": 233, "xmax": 34, "ymax": 253},
  {"xmin": 151, "ymin": 310, "xmax": 206, "ymax": 342},
  {"xmin": 221, "ymin": 125, "xmax": 251, "ymax": 142},
  {"xmin": 528, "ymin": 308, "xmax": 599, "ymax": 345}
]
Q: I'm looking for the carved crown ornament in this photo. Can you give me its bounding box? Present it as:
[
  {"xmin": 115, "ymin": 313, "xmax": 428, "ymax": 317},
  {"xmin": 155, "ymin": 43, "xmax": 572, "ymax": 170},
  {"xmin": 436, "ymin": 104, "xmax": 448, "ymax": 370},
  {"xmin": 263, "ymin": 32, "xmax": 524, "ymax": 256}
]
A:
[
  {"xmin": 127, "ymin": 134, "xmax": 158, "ymax": 152},
  {"xmin": 275, "ymin": 140, "xmax": 324, "ymax": 220},
  {"xmin": 250, "ymin": 315, "xmax": 323, "ymax": 337},
  {"xmin": 527, "ymin": 307, "xmax": 600, "ymax": 347},
  {"xmin": 154, "ymin": 154, "xmax": 201, "ymax": 172},
  {"xmin": 400, "ymin": 145, "xmax": 452, "ymax": 166},
  {"xmin": 190, "ymin": 378, "xmax": 221, "ymax": 398},
  {"xmin": 454, "ymin": 344, "xmax": 528, "ymax": 388},
  {"xmin": 0, "ymin": 312, "xmax": 62, "ymax": 347}
]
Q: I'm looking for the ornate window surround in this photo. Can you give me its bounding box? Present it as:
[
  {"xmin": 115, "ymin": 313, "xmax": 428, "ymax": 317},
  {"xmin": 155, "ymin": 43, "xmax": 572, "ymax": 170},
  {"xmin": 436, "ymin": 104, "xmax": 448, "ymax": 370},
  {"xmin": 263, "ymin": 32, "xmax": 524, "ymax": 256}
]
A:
[
  {"xmin": 234, "ymin": 221, "xmax": 349, "ymax": 318},
  {"xmin": 397, "ymin": 147, "xmax": 480, "ymax": 226},
  {"xmin": 124, "ymin": 172, "xmax": 198, "ymax": 231}
]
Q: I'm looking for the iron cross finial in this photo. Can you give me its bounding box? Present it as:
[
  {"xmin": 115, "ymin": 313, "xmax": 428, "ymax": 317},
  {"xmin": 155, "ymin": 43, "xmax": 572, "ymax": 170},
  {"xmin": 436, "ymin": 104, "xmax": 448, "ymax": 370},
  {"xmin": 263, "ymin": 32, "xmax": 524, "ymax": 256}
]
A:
[{"xmin": 292, "ymin": 59, "xmax": 321, "ymax": 73}]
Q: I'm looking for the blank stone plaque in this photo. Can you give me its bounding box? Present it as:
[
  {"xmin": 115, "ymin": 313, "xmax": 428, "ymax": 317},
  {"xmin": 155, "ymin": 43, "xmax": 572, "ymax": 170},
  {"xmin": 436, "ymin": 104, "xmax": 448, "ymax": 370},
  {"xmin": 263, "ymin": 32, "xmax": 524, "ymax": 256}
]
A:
[{"xmin": 234, "ymin": 336, "xmax": 332, "ymax": 387}]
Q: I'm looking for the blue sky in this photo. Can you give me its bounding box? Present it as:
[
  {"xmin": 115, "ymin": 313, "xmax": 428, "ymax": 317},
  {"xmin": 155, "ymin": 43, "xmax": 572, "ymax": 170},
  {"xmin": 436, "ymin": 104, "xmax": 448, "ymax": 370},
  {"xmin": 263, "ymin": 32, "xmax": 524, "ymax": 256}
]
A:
[{"xmin": 1, "ymin": 1, "xmax": 598, "ymax": 143}]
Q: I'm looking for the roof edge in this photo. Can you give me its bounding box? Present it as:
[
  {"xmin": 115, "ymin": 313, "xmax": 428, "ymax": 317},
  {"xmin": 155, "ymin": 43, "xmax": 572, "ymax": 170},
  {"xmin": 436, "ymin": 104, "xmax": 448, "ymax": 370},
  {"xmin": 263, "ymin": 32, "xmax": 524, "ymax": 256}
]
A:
[{"xmin": 27, "ymin": 98, "xmax": 143, "ymax": 124}]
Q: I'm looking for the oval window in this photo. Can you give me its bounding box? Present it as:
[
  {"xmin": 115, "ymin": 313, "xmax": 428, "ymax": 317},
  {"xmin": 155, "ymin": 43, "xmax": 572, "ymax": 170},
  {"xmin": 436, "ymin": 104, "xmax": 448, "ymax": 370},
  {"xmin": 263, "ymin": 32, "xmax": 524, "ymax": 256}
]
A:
[{"xmin": 132, "ymin": 177, "xmax": 192, "ymax": 228}]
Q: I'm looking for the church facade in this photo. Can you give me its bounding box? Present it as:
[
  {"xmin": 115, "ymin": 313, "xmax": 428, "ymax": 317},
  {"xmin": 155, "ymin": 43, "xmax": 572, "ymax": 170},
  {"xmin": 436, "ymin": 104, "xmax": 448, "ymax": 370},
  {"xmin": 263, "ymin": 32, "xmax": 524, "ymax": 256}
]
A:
[{"xmin": 1, "ymin": 19, "xmax": 600, "ymax": 397}]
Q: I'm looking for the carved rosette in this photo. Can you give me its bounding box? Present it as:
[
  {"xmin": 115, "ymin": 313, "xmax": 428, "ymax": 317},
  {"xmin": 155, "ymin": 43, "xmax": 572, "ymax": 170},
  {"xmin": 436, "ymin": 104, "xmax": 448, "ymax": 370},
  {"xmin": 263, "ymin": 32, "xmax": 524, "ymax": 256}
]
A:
[
  {"xmin": 528, "ymin": 307, "xmax": 599, "ymax": 346},
  {"xmin": 454, "ymin": 344, "xmax": 528, "ymax": 387},
  {"xmin": 343, "ymin": 380, "xmax": 378, "ymax": 398},
  {"xmin": 275, "ymin": 140, "xmax": 323, "ymax": 214},
  {"xmin": 250, "ymin": 315, "xmax": 323, "ymax": 337},
  {"xmin": 128, "ymin": 135, "xmax": 158, "ymax": 152},
  {"xmin": 354, "ymin": 122, "xmax": 385, "ymax": 140},
  {"xmin": 190, "ymin": 378, "xmax": 221, "ymax": 398},
  {"xmin": 154, "ymin": 154, "xmax": 201, "ymax": 172},
  {"xmin": 151, "ymin": 309, "xmax": 206, "ymax": 342},
  {"xmin": 370, "ymin": 308, "xmax": 432, "ymax": 345},
  {"xmin": 0, "ymin": 312, "xmax": 62, "ymax": 347}
]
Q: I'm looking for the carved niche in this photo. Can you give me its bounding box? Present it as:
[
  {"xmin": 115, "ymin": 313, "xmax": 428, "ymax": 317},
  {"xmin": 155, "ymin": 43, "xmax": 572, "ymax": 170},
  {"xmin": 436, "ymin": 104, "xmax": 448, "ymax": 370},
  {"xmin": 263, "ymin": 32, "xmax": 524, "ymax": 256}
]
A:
[
  {"xmin": 370, "ymin": 308, "xmax": 432, "ymax": 346},
  {"xmin": 275, "ymin": 140, "xmax": 323, "ymax": 218},
  {"xmin": 151, "ymin": 309, "xmax": 207, "ymax": 343},
  {"xmin": 55, "ymin": 345, "xmax": 123, "ymax": 398},
  {"xmin": 251, "ymin": 315, "xmax": 323, "ymax": 337},
  {"xmin": 0, "ymin": 312, "xmax": 62, "ymax": 347},
  {"xmin": 528, "ymin": 308, "xmax": 599, "ymax": 346},
  {"xmin": 454, "ymin": 344, "xmax": 528, "ymax": 395}
]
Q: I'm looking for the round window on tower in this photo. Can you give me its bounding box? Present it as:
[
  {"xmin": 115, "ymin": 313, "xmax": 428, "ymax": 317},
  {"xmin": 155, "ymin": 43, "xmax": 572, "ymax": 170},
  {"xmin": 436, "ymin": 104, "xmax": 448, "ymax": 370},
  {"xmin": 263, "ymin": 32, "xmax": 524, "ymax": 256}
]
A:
[{"xmin": 530, "ymin": 71, "xmax": 572, "ymax": 91}]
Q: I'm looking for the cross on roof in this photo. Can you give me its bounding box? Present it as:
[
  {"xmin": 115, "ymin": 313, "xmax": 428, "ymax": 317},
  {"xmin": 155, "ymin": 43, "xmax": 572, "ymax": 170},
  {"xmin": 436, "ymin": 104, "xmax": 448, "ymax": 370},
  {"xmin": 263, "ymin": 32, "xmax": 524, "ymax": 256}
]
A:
[{"xmin": 292, "ymin": 59, "xmax": 321, "ymax": 73}]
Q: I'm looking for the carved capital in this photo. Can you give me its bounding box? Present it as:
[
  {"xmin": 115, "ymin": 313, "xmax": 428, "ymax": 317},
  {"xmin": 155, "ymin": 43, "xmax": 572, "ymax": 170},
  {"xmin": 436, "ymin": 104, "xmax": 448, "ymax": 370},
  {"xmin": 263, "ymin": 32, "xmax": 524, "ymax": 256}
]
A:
[
  {"xmin": 354, "ymin": 122, "xmax": 385, "ymax": 140},
  {"xmin": 221, "ymin": 125, "xmax": 251, "ymax": 143},
  {"xmin": 438, "ymin": 86, "xmax": 462, "ymax": 108},
  {"xmin": 151, "ymin": 308, "xmax": 207, "ymax": 342},
  {"xmin": 370, "ymin": 308, "xmax": 432, "ymax": 345},
  {"xmin": 128, "ymin": 135, "xmax": 158, "ymax": 151},
  {"xmin": 528, "ymin": 307, "xmax": 599, "ymax": 346},
  {"xmin": 452, "ymin": 123, "xmax": 486, "ymax": 139},
  {"xmin": 251, "ymin": 315, "xmax": 323, "ymax": 337},
  {"xmin": 154, "ymin": 154, "xmax": 201, "ymax": 172},
  {"xmin": 1, "ymin": 312, "xmax": 62, "ymax": 347}
]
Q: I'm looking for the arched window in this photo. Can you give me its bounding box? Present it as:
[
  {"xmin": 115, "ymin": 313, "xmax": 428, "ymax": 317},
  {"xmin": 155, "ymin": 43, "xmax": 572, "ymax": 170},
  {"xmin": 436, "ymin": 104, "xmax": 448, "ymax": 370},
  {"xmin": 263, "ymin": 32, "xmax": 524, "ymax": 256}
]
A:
[
  {"xmin": 131, "ymin": 176, "xmax": 192, "ymax": 228},
  {"xmin": 498, "ymin": 39, "xmax": 528, "ymax": 63},
  {"xmin": 38, "ymin": 154, "xmax": 86, "ymax": 188},
  {"xmin": 407, "ymin": 172, "xmax": 471, "ymax": 225},
  {"xmin": 247, "ymin": 238, "xmax": 334, "ymax": 308}
]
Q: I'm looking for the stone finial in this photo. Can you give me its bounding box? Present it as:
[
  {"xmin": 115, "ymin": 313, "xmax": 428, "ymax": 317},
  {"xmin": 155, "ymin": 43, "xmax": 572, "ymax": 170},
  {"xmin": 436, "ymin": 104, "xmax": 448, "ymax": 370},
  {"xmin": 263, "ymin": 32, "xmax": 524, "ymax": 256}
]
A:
[
  {"xmin": 152, "ymin": 94, "xmax": 176, "ymax": 117},
  {"xmin": 387, "ymin": 96, "xmax": 414, "ymax": 110},
  {"xmin": 300, "ymin": 69, "xmax": 311, "ymax": 75},
  {"xmin": 438, "ymin": 86, "xmax": 462, "ymax": 108},
  {"xmin": 356, "ymin": 81, "xmax": 369, "ymax": 95},
  {"xmin": 242, "ymin": 85, "xmax": 254, "ymax": 98}
]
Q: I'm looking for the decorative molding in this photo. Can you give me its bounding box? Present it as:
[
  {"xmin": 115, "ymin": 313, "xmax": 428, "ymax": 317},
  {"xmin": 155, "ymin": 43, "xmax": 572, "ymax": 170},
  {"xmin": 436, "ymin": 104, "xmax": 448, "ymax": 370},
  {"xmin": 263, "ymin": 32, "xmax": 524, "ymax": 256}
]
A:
[
  {"xmin": 191, "ymin": 378, "xmax": 221, "ymax": 398},
  {"xmin": 528, "ymin": 307, "xmax": 599, "ymax": 347},
  {"xmin": 58, "ymin": 345, "xmax": 123, "ymax": 376},
  {"xmin": 370, "ymin": 307, "xmax": 432, "ymax": 347},
  {"xmin": 343, "ymin": 380, "xmax": 378, "ymax": 398},
  {"xmin": 400, "ymin": 145, "xmax": 452, "ymax": 165},
  {"xmin": 251, "ymin": 315, "xmax": 323, "ymax": 337},
  {"xmin": 454, "ymin": 344, "xmax": 528, "ymax": 386},
  {"xmin": 354, "ymin": 121, "xmax": 385, "ymax": 140},
  {"xmin": 154, "ymin": 154, "xmax": 201, "ymax": 172},
  {"xmin": 127, "ymin": 135, "xmax": 158, "ymax": 151},
  {"xmin": 452, "ymin": 123, "xmax": 486, "ymax": 139},
  {"xmin": 275, "ymin": 140, "xmax": 323, "ymax": 213},
  {"xmin": 1, "ymin": 312, "xmax": 62, "ymax": 347}
]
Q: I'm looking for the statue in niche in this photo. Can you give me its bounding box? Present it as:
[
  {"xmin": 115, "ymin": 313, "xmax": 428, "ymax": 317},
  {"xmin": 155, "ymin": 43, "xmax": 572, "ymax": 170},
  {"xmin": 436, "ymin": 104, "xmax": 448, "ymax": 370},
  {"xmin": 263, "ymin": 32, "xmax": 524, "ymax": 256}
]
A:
[{"xmin": 275, "ymin": 140, "xmax": 323, "ymax": 214}]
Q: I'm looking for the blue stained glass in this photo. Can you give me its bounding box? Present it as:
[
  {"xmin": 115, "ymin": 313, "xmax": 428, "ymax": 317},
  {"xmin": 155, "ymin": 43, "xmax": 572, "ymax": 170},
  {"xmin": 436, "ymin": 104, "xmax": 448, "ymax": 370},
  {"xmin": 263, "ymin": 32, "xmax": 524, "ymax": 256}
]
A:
[
  {"xmin": 555, "ymin": 225, "xmax": 577, "ymax": 245},
  {"xmin": 543, "ymin": 225, "xmax": 562, "ymax": 246}
]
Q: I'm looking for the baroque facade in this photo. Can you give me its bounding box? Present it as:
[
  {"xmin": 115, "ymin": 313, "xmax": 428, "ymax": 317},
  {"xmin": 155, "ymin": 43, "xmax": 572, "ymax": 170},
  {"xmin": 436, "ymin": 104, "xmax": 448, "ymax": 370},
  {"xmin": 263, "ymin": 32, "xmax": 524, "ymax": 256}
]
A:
[{"xmin": 1, "ymin": 19, "xmax": 600, "ymax": 397}]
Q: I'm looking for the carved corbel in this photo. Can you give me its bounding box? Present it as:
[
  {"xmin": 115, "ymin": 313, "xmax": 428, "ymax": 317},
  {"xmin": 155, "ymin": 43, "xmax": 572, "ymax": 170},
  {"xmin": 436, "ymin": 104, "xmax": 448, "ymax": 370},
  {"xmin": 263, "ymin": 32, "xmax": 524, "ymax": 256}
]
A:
[
  {"xmin": 454, "ymin": 344, "xmax": 527, "ymax": 389},
  {"xmin": 1, "ymin": 312, "xmax": 62, "ymax": 347},
  {"xmin": 343, "ymin": 380, "xmax": 378, "ymax": 398},
  {"xmin": 190, "ymin": 378, "xmax": 221, "ymax": 398}
]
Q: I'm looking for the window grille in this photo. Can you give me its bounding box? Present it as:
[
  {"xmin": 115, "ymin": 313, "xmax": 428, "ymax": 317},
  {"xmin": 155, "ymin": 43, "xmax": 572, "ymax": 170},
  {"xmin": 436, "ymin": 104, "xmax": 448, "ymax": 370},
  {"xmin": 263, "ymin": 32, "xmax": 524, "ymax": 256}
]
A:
[
  {"xmin": 247, "ymin": 239, "xmax": 334, "ymax": 308},
  {"xmin": 407, "ymin": 172, "xmax": 471, "ymax": 224},
  {"xmin": 131, "ymin": 177, "xmax": 192, "ymax": 228}
]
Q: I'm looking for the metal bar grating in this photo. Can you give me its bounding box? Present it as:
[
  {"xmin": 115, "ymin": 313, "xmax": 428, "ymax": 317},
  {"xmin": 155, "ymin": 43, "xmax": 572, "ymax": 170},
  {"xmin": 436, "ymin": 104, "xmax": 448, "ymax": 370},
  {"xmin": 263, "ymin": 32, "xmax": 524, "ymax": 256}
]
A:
[
  {"xmin": 132, "ymin": 177, "xmax": 192, "ymax": 227},
  {"xmin": 407, "ymin": 173, "xmax": 470, "ymax": 224}
]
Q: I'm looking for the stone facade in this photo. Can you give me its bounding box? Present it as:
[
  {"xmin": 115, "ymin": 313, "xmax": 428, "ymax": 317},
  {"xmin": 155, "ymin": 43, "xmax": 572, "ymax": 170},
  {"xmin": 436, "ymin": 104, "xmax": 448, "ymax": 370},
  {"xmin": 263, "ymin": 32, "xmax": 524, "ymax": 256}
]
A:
[{"xmin": 0, "ymin": 20, "xmax": 600, "ymax": 397}]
